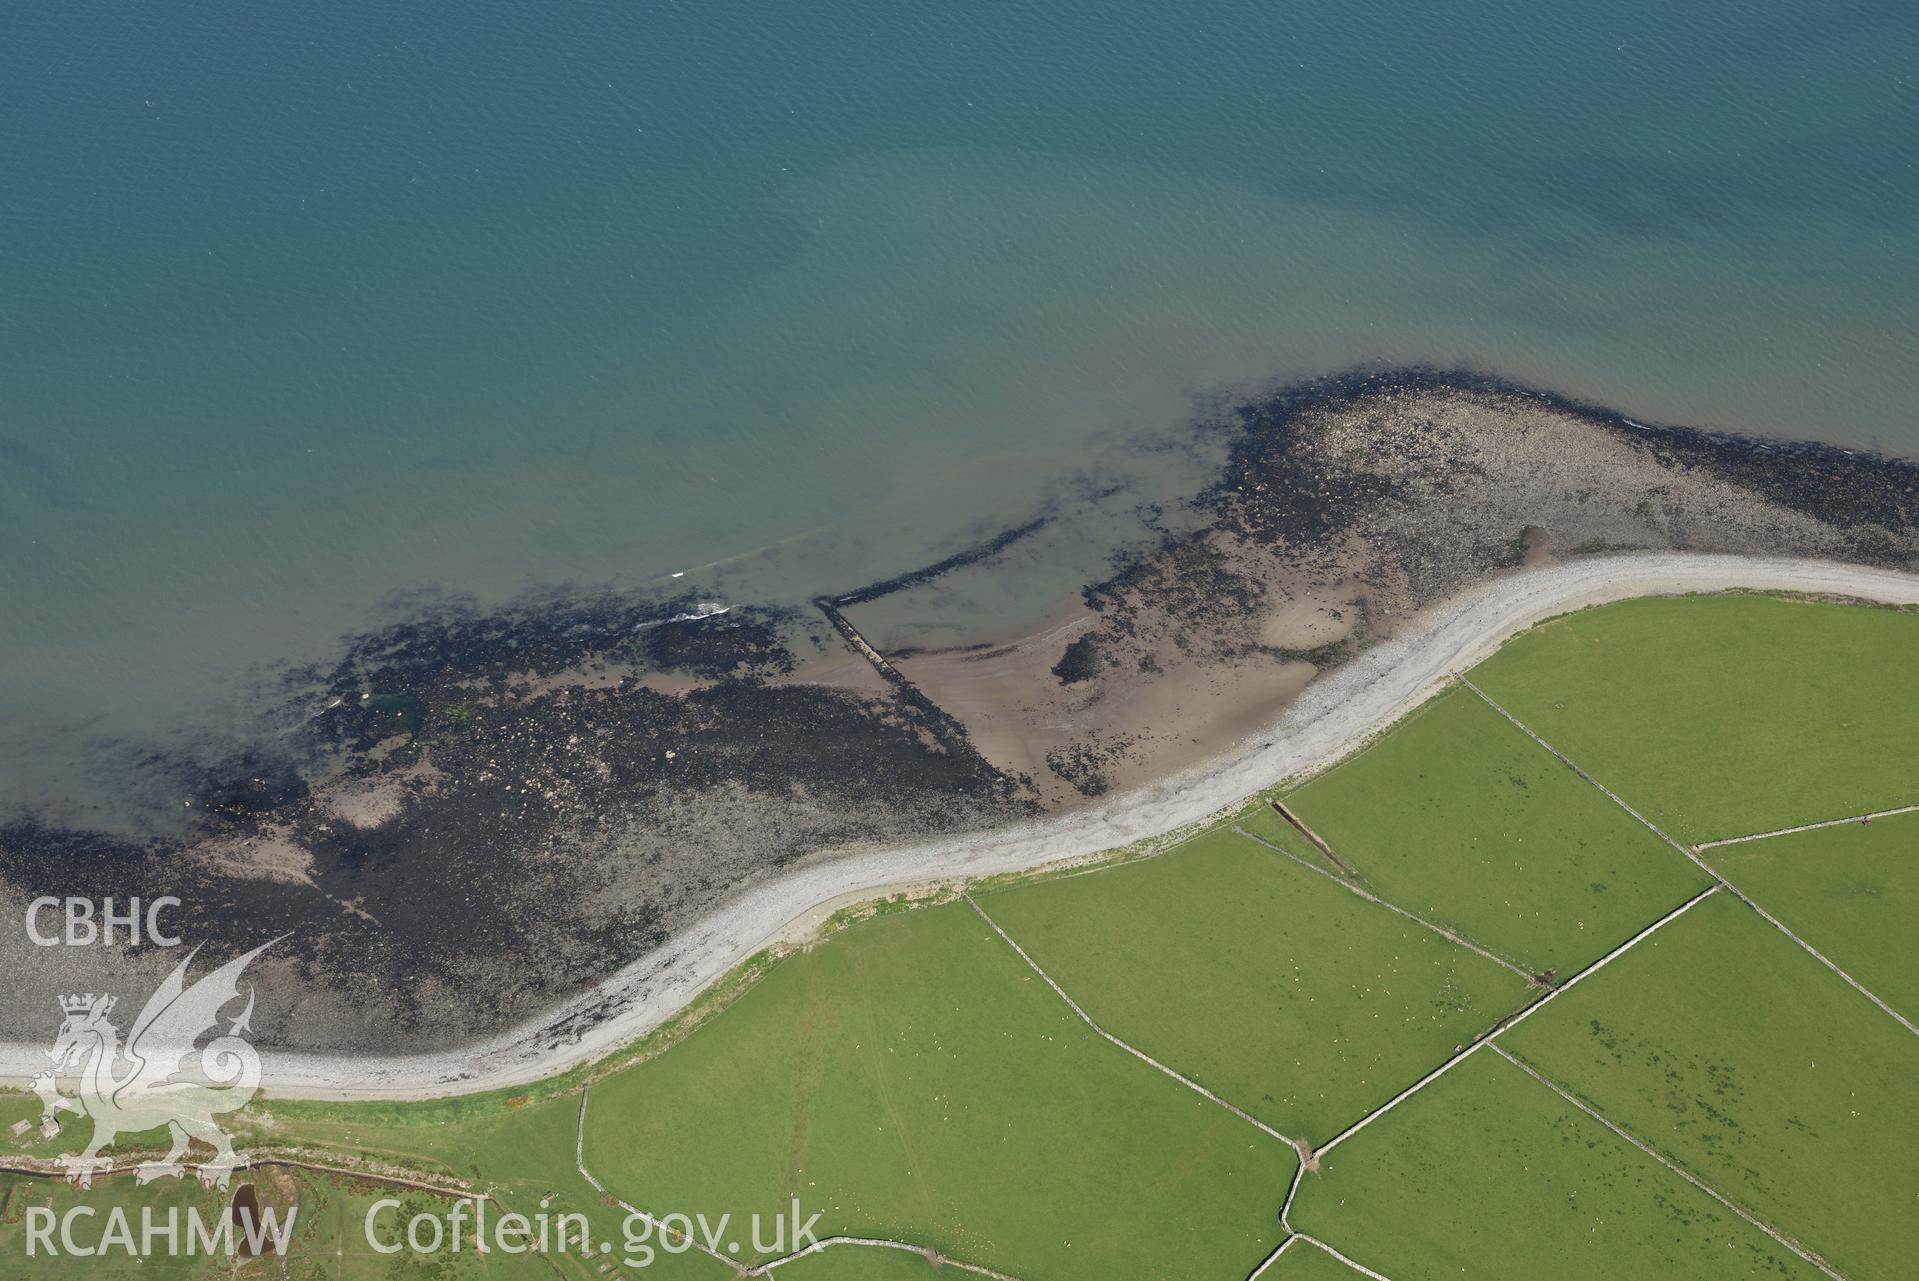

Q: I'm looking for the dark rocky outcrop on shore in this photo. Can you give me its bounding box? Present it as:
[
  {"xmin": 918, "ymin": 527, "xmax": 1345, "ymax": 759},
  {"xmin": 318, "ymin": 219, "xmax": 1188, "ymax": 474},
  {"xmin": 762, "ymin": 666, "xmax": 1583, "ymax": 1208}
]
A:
[
  {"xmin": 1063, "ymin": 369, "xmax": 1919, "ymax": 688},
  {"xmin": 1215, "ymin": 369, "xmax": 1918, "ymax": 582},
  {"xmin": 0, "ymin": 599, "xmax": 1031, "ymax": 1052},
  {"xmin": 6, "ymin": 368, "xmax": 1917, "ymax": 1053}
]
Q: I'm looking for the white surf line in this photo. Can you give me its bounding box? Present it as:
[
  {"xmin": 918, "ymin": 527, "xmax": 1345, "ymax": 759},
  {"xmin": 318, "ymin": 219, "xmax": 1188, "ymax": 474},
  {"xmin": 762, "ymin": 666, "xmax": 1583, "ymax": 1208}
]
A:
[
  {"xmin": 963, "ymin": 893, "xmax": 1295, "ymax": 1146},
  {"xmin": 1458, "ymin": 676, "xmax": 1919, "ymax": 1039},
  {"xmin": 1233, "ymin": 825, "xmax": 1536, "ymax": 983},
  {"xmin": 1695, "ymin": 802, "xmax": 1919, "ymax": 850},
  {"xmin": 1313, "ymin": 884, "xmax": 1721, "ymax": 1163},
  {"xmin": 1488, "ymin": 1045, "xmax": 1845, "ymax": 1280}
]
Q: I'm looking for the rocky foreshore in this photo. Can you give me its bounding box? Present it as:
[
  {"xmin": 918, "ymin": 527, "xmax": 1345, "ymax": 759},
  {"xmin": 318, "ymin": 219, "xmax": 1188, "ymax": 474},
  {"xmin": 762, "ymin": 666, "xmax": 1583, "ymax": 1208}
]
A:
[{"xmin": 5, "ymin": 369, "xmax": 1915, "ymax": 1055}]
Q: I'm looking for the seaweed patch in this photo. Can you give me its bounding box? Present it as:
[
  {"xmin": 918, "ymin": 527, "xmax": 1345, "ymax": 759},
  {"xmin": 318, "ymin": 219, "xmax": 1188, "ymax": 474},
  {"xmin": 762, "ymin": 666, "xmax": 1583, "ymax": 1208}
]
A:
[{"xmin": 0, "ymin": 590, "xmax": 1032, "ymax": 1052}]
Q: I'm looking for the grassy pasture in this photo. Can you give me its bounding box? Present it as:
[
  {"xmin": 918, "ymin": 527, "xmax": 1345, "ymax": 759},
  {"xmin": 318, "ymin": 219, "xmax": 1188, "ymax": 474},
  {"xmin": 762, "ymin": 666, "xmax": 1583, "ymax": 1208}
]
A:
[
  {"xmin": 1713, "ymin": 810, "xmax": 1919, "ymax": 1019},
  {"xmin": 1504, "ymin": 892, "xmax": 1919, "ymax": 1281},
  {"xmin": 978, "ymin": 827, "xmax": 1528, "ymax": 1142},
  {"xmin": 1231, "ymin": 802, "xmax": 1347, "ymax": 875},
  {"xmin": 244, "ymin": 1086, "xmax": 583, "ymax": 1183},
  {"xmin": 1282, "ymin": 684, "xmax": 1707, "ymax": 975},
  {"xmin": 0, "ymin": 1173, "xmax": 217, "ymax": 1280},
  {"xmin": 9, "ymin": 593, "xmax": 1915, "ymax": 1280},
  {"xmin": 582, "ymin": 901, "xmax": 1294, "ymax": 1281},
  {"xmin": 1469, "ymin": 593, "xmax": 1919, "ymax": 842},
  {"xmin": 1287, "ymin": 1052, "xmax": 1827, "ymax": 1281},
  {"xmin": 1269, "ymin": 1238, "xmax": 1373, "ymax": 1278},
  {"xmin": 0, "ymin": 1170, "xmax": 529, "ymax": 1281},
  {"xmin": 245, "ymin": 1089, "xmax": 648, "ymax": 1272},
  {"xmin": 234, "ymin": 1090, "xmax": 707, "ymax": 1281},
  {"xmin": 279, "ymin": 1176, "xmax": 577, "ymax": 1281},
  {"xmin": 771, "ymin": 1244, "xmax": 946, "ymax": 1279},
  {"xmin": 0, "ymin": 1155, "xmax": 725, "ymax": 1281}
]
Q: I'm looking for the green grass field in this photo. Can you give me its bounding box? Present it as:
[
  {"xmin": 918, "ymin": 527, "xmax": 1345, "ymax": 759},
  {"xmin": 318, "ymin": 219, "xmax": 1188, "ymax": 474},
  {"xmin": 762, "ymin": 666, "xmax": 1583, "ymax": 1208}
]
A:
[
  {"xmin": 0, "ymin": 1169, "xmax": 586, "ymax": 1281},
  {"xmin": 771, "ymin": 1244, "xmax": 946, "ymax": 1279},
  {"xmin": 1282, "ymin": 684, "xmax": 1708, "ymax": 976},
  {"xmin": 1503, "ymin": 892, "xmax": 1919, "ymax": 1281},
  {"xmin": 0, "ymin": 1174, "xmax": 221, "ymax": 1280},
  {"xmin": 1470, "ymin": 594, "xmax": 1919, "ymax": 842},
  {"xmin": 1266, "ymin": 1242, "xmax": 1374, "ymax": 1281},
  {"xmin": 1268, "ymin": 1238, "xmax": 1371, "ymax": 1279},
  {"xmin": 244, "ymin": 1088, "xmax": 664, "ymax": 1278},
  {"xmin": 11, "ymin": 591, "xmax": 1919, "ymax": 1280},
  {"xmin": 1231, "ymin": 803, "xmax": 1347, "ymax": 876},
  {"xmin": 1288, "ymin": 1052, "xmax": 1827, "ymax": 1281},
  {"xmin": 1712, "ymin": 809, "xmax": 1919, "ymax": 1018},
  {"xmin": 978, "ymin": 826, "xmax": 1528, "ymax": 1142},
  {"xmin": 582, "ymin": 900, "xmax": 1294, "ymax": 1280}
]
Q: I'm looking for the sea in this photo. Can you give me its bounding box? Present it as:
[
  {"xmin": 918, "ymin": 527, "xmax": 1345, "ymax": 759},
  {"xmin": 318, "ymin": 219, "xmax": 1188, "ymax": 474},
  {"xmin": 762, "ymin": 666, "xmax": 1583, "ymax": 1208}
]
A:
[{"xmin": 2, "ymin": 0, "xmax": 1914, "ymax": 828}]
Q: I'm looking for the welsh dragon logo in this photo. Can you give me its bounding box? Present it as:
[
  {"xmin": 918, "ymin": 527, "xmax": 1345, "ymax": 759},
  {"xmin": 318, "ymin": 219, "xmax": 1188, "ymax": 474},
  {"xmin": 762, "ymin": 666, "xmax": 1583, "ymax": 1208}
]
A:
[{"xmin": 37, "ymin": 940, "xmax": 274, "ymax": 1189}]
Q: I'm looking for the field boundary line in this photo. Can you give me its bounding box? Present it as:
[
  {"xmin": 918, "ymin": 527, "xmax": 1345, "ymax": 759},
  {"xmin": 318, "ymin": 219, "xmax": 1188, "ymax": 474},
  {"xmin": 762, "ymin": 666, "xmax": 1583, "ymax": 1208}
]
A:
[
  {"xmin": 0, "ymin": 1155, "xmax": 485, "ymax": 1199},
  {"xmin": 1278, "ymin": 1159, "xmax": 1309, "ymax": 1229},
  {"xmin": 1244, "ymin": 1231, "xmax": 1297, "ymax": 1279},
  {"xmin": 1249, "ymin": 1229, "xmax": 1399, "ymax": 1281},
  {"xmin": 1267, "ymin": 799, "xmax": 1358, "ymax": 877},
  {"xmin": 1232, "ymin": 826, "xmax": 1535, "ymax": 982},
  {"xmin": 962, "ymin": 893, "xmax": 1296, "ymax": 1145},
  {"xmin": 1489, "ymin": 1044, "xmax": 1845, "ymax": 1280},
  {"xmin": 753, "ymin": 1235, "xmax": 1023, "ymax": 1279},
  {"xmin": 575, "ymin": 1087, "xmax": 1025, "ymax": 1280},
  {"xmin": 1695, "ymin": 803, "xmax": 1919, "ymax": 850},
  {"xmin": 1292, "ymin": 1234, "xmax": 1399, "ymax": 1280},
  {"xmin": 1313, "ymin": 884, "xmax": 1719, "ymax": 1163},
  {"xmin": 574, "ymin": 1086, "xmax": 735, "ymax": 1269},
  {"xmin": 1459, "ymin": 676, "xmax": 1919, "ymax": 1039}
]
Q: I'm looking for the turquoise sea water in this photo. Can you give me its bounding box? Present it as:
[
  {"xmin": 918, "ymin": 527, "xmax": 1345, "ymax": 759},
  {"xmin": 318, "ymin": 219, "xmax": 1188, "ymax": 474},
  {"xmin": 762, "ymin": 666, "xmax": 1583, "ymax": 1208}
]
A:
[{"xmin": 2, "ymin": 0, "xmax": 1915, "ymax": 823}]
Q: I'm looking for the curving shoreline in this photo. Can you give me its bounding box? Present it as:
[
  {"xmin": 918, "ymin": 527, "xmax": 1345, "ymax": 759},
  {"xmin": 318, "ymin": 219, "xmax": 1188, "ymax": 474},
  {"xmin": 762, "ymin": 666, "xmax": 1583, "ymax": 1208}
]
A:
[
  {"xmin": 8, "ymin": 551, "xmax": 1913, "ymax": 1101},
  {"xmin": 12, "ymin": 369, "xmax": 1919, "ymax": 1059}
]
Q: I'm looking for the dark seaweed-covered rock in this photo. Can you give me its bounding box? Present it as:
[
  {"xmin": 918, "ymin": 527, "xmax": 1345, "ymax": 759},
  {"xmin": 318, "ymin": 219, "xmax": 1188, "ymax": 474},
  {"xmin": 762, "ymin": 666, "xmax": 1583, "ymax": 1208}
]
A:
[
  {"xmin": 8, "ymin": 366, "xmax": 1919, "ymax": 1055},
  {"xmin": 1050, "ymin": 637, "xmax": 1107, "ymax": 685},
  {"xmin": 0, "ymin": 591, "xmax": 1031, "ymax": 1052}
]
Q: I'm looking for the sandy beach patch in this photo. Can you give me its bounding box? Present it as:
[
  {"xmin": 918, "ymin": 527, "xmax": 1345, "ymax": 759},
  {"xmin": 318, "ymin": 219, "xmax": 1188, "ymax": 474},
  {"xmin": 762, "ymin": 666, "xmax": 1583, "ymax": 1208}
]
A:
[{"xmin": 7, "ymin": 552, "xmax": 1905, "ymax": 1101}]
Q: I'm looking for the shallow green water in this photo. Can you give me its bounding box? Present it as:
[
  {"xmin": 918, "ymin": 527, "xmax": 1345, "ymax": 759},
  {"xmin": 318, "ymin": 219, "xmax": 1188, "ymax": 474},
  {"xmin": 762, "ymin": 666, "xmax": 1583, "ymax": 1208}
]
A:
[{"xmin": 1, "ymin": 0, "xmax": 1913, "ymax": 822}]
